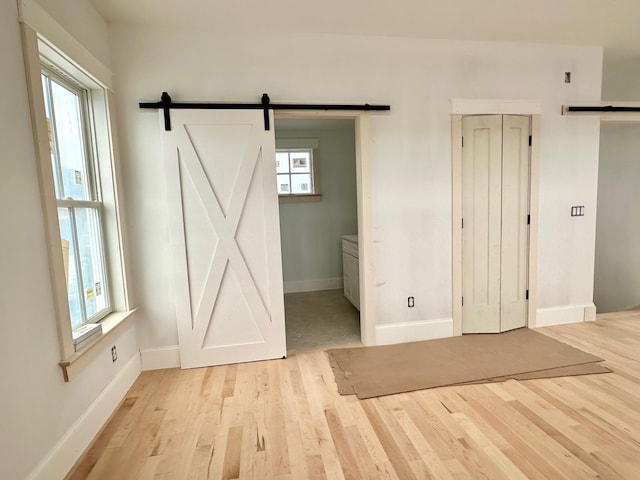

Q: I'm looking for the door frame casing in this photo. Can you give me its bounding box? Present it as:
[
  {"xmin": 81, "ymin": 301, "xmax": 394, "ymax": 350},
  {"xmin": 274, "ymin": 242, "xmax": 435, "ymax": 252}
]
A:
[
  {"xmin": 274, "ymin": 110, "xmax": 379, "ymax": 345},
  {"xmin": 451, "ymin": 100, "xmax": 541, "ymax": 335}
]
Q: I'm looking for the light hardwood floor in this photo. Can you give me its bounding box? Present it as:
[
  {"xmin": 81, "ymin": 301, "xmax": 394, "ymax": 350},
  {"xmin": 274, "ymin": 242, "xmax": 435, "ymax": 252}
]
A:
[{"xmin": 67, "ymin": 310, "xmax": 640, "ymax": 479}]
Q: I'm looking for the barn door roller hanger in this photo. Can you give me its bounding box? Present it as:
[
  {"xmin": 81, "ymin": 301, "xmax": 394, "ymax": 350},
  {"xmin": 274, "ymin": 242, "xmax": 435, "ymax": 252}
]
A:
[{"xmin": 139, "ymin": 92, "xmax": 391, "ymax": 131}]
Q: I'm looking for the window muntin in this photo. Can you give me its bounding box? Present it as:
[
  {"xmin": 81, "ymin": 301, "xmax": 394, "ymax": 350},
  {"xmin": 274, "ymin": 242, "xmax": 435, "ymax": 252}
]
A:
[
  {"xmin": 42, "ymin": 70, "xmax": 111, "ymax": 329},
  {"xmin": 276, "ymin": 149, "xmax": 314, "ymax": 195}
]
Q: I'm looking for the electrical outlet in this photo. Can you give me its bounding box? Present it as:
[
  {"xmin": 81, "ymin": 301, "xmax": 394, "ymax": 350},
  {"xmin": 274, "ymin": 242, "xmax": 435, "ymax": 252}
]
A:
[
  {"xmin": 408, "ymin": 296, "xmax": 415, "ymax": 308},
  {"xmin": 111, "ymin": 345, "xmax": 117, "ymax": 362}
]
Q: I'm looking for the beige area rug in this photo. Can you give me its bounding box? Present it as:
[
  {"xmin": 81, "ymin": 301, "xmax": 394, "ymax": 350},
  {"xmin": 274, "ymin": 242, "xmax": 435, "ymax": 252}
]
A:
[{"xmin": 327, "ymin": 328, "xmax": 611, "ymax": 399}]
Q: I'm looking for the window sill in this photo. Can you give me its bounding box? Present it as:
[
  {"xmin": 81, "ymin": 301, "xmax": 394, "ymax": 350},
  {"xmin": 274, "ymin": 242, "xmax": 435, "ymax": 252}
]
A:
[
  {"xmin": 59, "ymin": 308, "xmax": 138, "ymax": 382},
  {"xmin": 279, "ymin": 194, "xmax": 322, "ymax": 204}
]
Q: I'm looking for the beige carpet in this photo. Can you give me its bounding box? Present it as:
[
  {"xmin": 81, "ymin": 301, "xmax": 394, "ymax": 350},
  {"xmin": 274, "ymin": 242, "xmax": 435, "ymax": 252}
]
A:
[{"xmin": 327, "ymin": 328, "xmax": 611, "ymax": 399}]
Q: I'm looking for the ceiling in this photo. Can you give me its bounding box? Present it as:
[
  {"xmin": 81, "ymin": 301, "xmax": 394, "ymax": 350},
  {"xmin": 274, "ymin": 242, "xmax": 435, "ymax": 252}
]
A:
[{"xmin": 89, "ymin": 0, "xmax": 640, "ymax": 59}]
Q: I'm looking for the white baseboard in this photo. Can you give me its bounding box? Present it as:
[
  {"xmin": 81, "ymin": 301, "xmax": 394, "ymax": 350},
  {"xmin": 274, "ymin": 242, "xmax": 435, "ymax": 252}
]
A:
[
  {"xmin": 375, "ymin": 318, "xmax": 453, "ymax": 345},
  {"xmin": 27, "ymin": 353, "xmax": 141, "ymax": 480},
  {"xmin": 140, "ymin": 345, "xmax": 181, "ymax": 370},
  {"xmin": 283, "ymin": 277, "xmax": 343, "ymax": 294},
  {"xmin": 535, "ymin": 304, "xmax": 595, "ymax": 328}
]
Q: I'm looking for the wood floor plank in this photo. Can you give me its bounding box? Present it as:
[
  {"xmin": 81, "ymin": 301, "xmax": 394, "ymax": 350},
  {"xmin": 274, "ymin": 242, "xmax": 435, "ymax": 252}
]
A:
[
  {"xmin": 360, "ymin": 400, "xmax": 419, "ymax": 480},
  {"xmin": 450, "ymin": 411, "xmax": 528, "ymax": 480},
  {"xmin": 304, "ymin": 454, "xmax": 327, "ymax": 480},
  {"xmin": 390, "ymin": 407, "xmax": 456, "ymax": 480},
  {"xmin": 508, "ymin": 399, "xmax": 618, "ymax": 479},
  {"xmin": 221, "ymin": 425, "xmax": 242, "ymax": 480},
  {"xmin": 417, "ymin": 391, "xmax": 508, "ymax": 480},
  {"xmin": 467, "ymin": 399, "xmax": 562, "ymax": 479},
  {"xmin": 239, "ymin": 409, "xmax": 269, "ymax": 480},
  {"xmin": 493, "ymin": 380, "xmax": 606, "ymax": 479},
  {"xmin": 66, "ymin": 395, "xmax": 138, "ymax": 479},
  {"xmin": 66, "ymin": 312, "xmax": 640, "ymax": 479},
  {"xmin": 324, "ymin": 408, "xmax": 363, "ymax": 479}
]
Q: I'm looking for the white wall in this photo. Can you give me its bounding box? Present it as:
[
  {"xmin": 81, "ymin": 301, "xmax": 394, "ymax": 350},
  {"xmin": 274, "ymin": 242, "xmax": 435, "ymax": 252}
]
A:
[
  {"xmin": 594, "ymin": 125, "xmax": 640, "ymax": 312},
  {"xmin": 0, "ymin": 2, "xmax": 139, "ymax": 479},
  {"xmin": 32, "ymin": 0, "xmax": 112, "ymax": 70},
  {"xmin": 109, "ymin": 26, "xmax": 602, "ymax": 350},
  {"xmin": 602, "ymin": 54, "xmax": 640, "ymax": 101},
  {"xmin": 276, "ymin": 120, "xmax": 357, "ymax": 291}
]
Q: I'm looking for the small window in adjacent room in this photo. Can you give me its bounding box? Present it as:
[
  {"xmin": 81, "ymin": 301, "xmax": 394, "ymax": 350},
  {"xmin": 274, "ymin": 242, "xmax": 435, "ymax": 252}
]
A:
[
  {"xmin": 276, "ymin": 149, "xmax": 315, "ymax": 195},
  {"xmin": 41, "ymin": 69, "xmax": 111, "ymax": 329}
]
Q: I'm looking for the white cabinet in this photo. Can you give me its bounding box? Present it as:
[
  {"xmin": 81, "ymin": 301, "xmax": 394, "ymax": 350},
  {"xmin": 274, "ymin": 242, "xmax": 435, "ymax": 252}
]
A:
[{"xmin": 342, "ymin": 235, "xmax": 359, "ymax": 310}]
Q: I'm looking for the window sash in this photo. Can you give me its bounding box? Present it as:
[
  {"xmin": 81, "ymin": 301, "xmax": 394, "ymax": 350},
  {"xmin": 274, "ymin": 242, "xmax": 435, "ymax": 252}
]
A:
[
  {"xmin": 41, "ymin": 68, "xmax": 99, "ymax": 203},
  {"xmin": 57, "ymin": 203, "xmax": 111, "ymax": 326},
  {"xmin": 42, "ymin": 68, "xmax": 112, "ymax": 329},
  {"xmin": 276, "ymin": 149, "xmax": 315, "ymax": 195}
]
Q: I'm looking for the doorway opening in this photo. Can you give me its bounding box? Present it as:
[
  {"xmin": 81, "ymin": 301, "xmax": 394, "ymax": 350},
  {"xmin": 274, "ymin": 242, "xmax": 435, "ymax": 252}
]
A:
[
  {"xmin": 595, "ymin": 123, "xmax": 640, "ymax": 313},
  {"xmin": 274, "ymin": 117, "xmax": 362, "ymax": 351}
]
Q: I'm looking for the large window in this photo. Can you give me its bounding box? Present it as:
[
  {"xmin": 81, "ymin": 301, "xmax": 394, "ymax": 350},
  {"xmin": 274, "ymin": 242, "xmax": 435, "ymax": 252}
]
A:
[
  {"xmin": 21, "ymin": 17, "xmax": 133, "ymax": 380},
  {"xmin": 41, "ymin": 69, "xmax": 110, "ymax": 329},
  {"xmin": 276, "ymin": 149, "xmax": 315, "ymax": 195}
]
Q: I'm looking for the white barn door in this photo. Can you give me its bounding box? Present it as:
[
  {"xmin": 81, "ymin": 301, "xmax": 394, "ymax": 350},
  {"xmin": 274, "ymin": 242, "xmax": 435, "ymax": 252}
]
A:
[
  {"xmin": 161, "ymin": 110, "xmax": 286, "ymax": 368},
  {"xmin": 462, "ymin": 114, "xmax": 530, "ymax": 333}
]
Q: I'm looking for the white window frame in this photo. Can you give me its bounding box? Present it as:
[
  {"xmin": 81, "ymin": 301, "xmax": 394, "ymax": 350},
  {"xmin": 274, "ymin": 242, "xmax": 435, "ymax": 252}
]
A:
[
  {"xmin": 275, "ymin": 138, "xmax": 321, "ymax": 203},
  {"xmin": 41, "ymin": 66, "xmax": 112, "ymax": 329},
  {"xmin": 276, "ymin": 148, "xmax": 316, "ymax": 195},
  {"xmin": 20, "ymin": 22, "xmax": 135, "ymax": 381}
]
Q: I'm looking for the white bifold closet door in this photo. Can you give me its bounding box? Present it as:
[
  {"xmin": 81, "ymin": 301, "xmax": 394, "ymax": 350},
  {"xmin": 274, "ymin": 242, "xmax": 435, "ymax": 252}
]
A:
[
  {"xmin": 161, "ymin": 109, "xmax": 286, "ymax": 368},
  {"xmin": 462, "ymin": 115, "xmax": 530, "ymax": 334}
]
